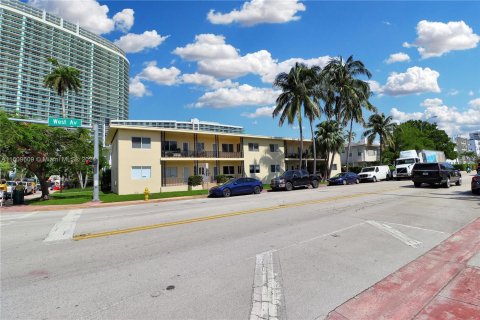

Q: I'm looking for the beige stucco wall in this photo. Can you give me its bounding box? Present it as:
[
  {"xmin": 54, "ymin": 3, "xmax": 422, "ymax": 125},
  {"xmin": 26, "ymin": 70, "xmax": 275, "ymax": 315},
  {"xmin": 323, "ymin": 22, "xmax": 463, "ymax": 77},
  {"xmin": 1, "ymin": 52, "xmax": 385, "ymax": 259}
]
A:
[
  {"xmin": 110, "ymin": 138, "xmax": 119, "ymax": 194},
  {"xmin": 116, "ymin": 129, "xmax": 161, "ymax": 195},
  {"xmin": 243, "ymin": 137, "xmax": 285, "ymax": 183}
]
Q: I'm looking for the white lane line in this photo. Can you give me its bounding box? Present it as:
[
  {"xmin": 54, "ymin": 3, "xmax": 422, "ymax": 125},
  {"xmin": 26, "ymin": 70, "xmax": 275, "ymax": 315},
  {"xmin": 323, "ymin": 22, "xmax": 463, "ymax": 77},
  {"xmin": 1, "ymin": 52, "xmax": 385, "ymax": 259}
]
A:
[
  {"xmin": 44, "ymin": 209, "xmax": 83, "ymax": 242},
  {"xmin": 366, "ymin": 220, "xmax": 422, "ymax": 248},
  {"xmin": 380, "ymin": 221, "xmax": 450, "ymax": 235},
  {"xmin": 250, "ymin": 250, "xmax": 282, "ymax": 320},
  {"xmin": 0, "ymin": 211, "xmax": 38, "ymax": 222}
]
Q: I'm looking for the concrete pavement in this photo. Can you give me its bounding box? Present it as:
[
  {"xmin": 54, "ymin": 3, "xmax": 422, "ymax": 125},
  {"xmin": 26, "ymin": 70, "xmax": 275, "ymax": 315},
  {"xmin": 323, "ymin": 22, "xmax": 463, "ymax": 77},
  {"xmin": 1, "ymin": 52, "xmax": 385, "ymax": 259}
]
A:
[{"xmin": 326, "ymin": 217, "xmax": 480, "ymax": 320}]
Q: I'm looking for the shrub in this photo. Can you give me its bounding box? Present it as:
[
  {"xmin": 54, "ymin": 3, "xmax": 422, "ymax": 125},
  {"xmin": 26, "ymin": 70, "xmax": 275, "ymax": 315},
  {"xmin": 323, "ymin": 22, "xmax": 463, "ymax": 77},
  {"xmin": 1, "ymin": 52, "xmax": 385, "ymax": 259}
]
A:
[
  {"xmin": 188, "ymin": 175, "xmax": 203, "ymax": 186},
  {"xmin": 453, "ymin": 163, "xmax": 475, "ymax": 171},
  {"xmin": 214, "ymin": 175, "xmax": 229, "ymax": 184}
]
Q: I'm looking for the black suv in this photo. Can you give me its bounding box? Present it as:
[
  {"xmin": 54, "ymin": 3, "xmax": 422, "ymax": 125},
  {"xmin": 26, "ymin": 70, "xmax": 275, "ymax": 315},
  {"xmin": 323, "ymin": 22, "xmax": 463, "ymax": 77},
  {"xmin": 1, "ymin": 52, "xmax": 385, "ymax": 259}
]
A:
[
  {"xmin": 271, "ymin": 169, "xmax": 320, "ymax": 191},
  {"xmin": 411, "ymin": 162, "xmax": 462, "ymax": 188}
]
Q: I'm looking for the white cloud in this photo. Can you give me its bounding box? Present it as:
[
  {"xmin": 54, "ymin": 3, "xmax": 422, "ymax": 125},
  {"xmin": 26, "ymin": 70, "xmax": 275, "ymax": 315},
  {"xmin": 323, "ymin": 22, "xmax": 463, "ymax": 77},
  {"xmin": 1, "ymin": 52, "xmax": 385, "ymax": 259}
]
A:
[
  {"xmin": 129, "ymin": 76, "xmax": 149, "ymax": 97},
  {"xmin": 194, "ymin": 85, "xmax": 281, "ymax": 108},
  {"xmin": 174, "ymin": 34, "xmax": 330, "ymax": 83},
  {"xmin": 390, "ymin": 98, "xmax": 480, "ymax": 136},
  {"xmin": 469, "ymin": 90, "xmax": 475, "ymax": 96},
  {"xmin": 469, "ymin": 98, "xmax": 480, "ymax": 108},
  {"xmin": 447, "ymin": 89, "xmax": 459, "ymax": 96},
  {"xmin": 390, "ymin": 107, "xmax": 423, "ymax": 123},
  {"xmin": 113, "ymin": 8, "xmax": 134, "ymax": 33},
  {"xmin": 241, "ymin": 106, "xmax": 276, "ymax": 118},
  {"xmin": 385, "ymin": 52, "xmax": 410, "ymax": 64},
  {"xmin": 114, "ymin": 30, "xmax": 168, "ymax": 53},
  {"xmin": 406, "ymin": 20, "xmax": 480, "ymax": 58},
  {"xmin": 382, "ymin": 67, "xmax": 440, "ymax": 96},
  {"xmin": 207, "ymin": 0, "xmax": 306, "ymax": 26},
  {"xmin": 180, "ymin": 73, "xmax": 238, "ymax": 89},
  {"xmin": 367, "ymin": 80, "xmax": 383, "ymax": 95},
  {"xmin": 172, "ymin": 34, "xmax": 239, "ymax": 61},
  {"xmin": 28, "ymin": 0, "xmax": 133, "ymax": 35},
  {"xmin": 138, "ymin": 61, "xmax": 181, "ymax": 86}
]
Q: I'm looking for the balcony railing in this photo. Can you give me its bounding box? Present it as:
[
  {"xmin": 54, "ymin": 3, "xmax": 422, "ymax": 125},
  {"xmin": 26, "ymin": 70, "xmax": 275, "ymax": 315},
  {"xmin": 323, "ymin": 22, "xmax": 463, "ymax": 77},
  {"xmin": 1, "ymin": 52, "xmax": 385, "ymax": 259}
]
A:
[
  {"xmin": 161, "ymin": 150, "xmax": 242, "ymax": 158},
  {"xmin": 285, "ymin": 153, "xmax": 312, "ymax": 159},
  {"xmin": 162, "ymin": 175, "xmax": 243, "ymax": 186}
]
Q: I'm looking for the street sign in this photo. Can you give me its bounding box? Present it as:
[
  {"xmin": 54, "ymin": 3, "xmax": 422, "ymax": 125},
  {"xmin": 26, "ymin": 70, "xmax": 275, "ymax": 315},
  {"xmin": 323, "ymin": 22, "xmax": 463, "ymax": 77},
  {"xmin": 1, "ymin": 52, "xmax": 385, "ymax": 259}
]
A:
[{"xmin": 48, "ymin": 117, "xmax": 82, "ymax": 128}]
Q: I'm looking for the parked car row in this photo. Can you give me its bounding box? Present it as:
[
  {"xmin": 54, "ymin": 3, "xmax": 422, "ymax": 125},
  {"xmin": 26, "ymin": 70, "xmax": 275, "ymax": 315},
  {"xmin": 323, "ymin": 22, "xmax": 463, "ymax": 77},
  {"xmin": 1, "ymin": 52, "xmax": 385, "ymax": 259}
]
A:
[{"xmin": 208, "ymin": 164, "xmax": 478, "ymax": 198}]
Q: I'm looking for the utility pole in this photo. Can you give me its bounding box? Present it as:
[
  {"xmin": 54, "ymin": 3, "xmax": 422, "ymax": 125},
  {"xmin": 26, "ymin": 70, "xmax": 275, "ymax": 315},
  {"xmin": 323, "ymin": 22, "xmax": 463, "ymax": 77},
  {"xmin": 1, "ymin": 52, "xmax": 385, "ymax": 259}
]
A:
[{"xmin": 93, "ymin": 123, "xmax": 100, "ymax": 202}]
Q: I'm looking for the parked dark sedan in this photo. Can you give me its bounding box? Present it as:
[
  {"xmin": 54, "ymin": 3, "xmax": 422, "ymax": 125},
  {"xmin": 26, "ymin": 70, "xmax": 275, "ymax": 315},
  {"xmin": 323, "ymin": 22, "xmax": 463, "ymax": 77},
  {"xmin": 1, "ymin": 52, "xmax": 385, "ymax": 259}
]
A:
[
  {"xmin": 472, "ymin": 173, "xmax": 480, "ymax": 195},
  {"xmin": 209, "ymin": 177, "xmax": 263, "ymax": 197},
  {"xmin": 327, "ymin": 172, "xmax": 359, "ymax": 186},
  {"xmin": 411, "ymin": 162, "xmax": 461, "ymax": 188}
]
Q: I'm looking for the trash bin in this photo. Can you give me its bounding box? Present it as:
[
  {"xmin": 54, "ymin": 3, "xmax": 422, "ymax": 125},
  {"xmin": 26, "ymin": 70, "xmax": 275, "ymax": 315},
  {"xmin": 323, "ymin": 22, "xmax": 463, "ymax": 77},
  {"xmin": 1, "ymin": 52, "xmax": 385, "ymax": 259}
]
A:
[{"xmin": 18, "ymin": 190, "xmax": 25, "ymax": 204}]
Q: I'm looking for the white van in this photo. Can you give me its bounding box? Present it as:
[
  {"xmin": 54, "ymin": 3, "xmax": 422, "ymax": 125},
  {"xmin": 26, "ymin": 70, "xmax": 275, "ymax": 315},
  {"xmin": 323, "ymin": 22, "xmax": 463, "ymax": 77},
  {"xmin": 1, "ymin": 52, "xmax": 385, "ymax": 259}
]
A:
[{"xmin": 358, "ymin": 166, "xmax": 390, "ymax": 182}]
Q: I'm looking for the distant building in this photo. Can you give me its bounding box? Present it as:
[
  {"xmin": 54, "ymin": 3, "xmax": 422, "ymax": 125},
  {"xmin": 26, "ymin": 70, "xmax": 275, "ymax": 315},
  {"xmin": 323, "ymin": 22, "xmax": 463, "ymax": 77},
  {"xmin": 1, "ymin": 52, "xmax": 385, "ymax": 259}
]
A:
[
  {"xmin": 467, "ymin": 131, "xmax": 480, "ymax": 157},
  {"xmin": 454, "ymin": 136, "xmax": 469, "ymax": 164},
  {"xmin": 340, "ymin": 139, "xmax": 380, "ymax": 167},
  {"xmin": 0, "ymin": 0, "xmax": 129, "ymax": 142}
]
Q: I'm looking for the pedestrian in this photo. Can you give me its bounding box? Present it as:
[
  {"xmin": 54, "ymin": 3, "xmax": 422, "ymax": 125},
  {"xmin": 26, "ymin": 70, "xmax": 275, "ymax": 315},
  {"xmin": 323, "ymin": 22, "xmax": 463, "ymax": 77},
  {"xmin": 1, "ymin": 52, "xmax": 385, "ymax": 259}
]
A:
[{"xmin": 0, "ymin": 179, "xmax": 6, "ymax": 206}]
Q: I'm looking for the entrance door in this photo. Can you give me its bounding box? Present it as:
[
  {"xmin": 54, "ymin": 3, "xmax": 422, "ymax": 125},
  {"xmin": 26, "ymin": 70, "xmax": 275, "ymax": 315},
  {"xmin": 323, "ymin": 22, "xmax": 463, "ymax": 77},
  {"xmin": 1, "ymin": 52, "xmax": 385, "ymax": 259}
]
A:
[
  {"xmin": 198, "ymin": 163, "xmax": 209, "ymax": 182},
  {"xmin": 183, "ymin": 167, "xmax": 190, "ymax": 183}
]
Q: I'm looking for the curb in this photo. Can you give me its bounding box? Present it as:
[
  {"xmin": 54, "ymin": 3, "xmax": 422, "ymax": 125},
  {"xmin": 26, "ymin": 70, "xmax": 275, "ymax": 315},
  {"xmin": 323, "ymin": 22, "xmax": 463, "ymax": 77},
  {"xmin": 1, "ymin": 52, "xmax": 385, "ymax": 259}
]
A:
[
  {"xmin": 325, "ymin": 218, "xmax": 480, "ymax": 320},
  {"xmin": 0, "ymin": 194, "xmax": 209, "ymax": 213}
]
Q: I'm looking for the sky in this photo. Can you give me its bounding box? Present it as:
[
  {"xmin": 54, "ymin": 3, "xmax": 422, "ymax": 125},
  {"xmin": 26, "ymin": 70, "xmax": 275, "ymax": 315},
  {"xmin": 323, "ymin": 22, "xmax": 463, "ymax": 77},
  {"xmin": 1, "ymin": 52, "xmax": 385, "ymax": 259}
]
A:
[{"xmin": 25, "ymin": 0, "xmax": 480, "ymax": 139}]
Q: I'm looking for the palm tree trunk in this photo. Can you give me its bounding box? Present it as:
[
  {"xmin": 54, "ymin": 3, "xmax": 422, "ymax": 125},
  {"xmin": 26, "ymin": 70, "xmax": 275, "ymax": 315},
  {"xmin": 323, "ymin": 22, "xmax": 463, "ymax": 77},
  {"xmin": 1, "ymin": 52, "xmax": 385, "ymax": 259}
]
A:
[
  {"xmin": 346, "ymin": 118, "xmax": 354, "ymax": 171},
  {"xmin": 61, "ymin": 95, "xmax": 66, "ymax": 118},
  {"xmin": 310, "ymin": 120, "xmax": 316, "ymax": 175},
  {"xmin": 379, "ymin": 136, "xmax": 383, "ymax": 164},
  {"xmin": 298, "ymin": 111, "xmax": 303, "ymax": 169}
]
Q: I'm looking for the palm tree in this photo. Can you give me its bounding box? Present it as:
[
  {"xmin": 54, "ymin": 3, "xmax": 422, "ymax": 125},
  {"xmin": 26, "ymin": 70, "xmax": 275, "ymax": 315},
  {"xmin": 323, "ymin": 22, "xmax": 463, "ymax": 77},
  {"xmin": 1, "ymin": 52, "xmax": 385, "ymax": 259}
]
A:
[
  {"xmin": 315, "ymin": 120, "xmax": 344, "ymax": 179},
  {"xmin": 362, "ymin": 113, "xmax": 397, "ymax": 164},
  {"xmin": 44, "ymin": 57, "xmax": 81, "ymax": 118},
  {"xmin": 273, "ymin": 62, "xmax": 320, "ymax": 169},
  {"xmin": 320, "ymin": 55, "xmax": 376, "ymax": 171}
]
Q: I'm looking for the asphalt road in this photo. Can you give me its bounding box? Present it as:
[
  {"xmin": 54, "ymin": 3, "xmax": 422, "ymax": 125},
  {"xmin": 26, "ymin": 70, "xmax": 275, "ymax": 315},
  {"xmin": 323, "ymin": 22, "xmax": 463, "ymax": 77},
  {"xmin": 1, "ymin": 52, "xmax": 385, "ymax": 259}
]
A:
[{"xmin": 1, "ymin": 177, "xmax": 479, "ymax": 320}]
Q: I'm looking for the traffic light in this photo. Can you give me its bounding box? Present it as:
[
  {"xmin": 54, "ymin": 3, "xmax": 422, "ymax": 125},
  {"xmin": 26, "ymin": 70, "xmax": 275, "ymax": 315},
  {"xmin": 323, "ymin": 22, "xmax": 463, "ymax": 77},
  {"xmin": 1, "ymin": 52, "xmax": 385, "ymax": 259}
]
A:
[{"xmin": 85, "ymin": 159, "xmax": 93, "ymax": 166}]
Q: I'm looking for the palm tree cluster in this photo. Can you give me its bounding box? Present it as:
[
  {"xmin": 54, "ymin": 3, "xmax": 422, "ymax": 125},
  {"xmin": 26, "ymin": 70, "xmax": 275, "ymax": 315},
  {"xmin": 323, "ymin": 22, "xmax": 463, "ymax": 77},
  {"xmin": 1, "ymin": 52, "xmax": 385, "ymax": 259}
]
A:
[{"xmin": 273, "ymin": 55, "xmax": 378, "ymax": 178}]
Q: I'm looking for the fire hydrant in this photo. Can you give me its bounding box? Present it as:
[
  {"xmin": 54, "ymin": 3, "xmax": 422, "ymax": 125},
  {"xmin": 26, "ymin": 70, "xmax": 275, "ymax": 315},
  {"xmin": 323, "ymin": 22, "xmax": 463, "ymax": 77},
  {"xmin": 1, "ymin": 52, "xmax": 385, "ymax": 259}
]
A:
[{"xmin": 144, "ymin": 187, "xmax": 150, "ymax": 201}]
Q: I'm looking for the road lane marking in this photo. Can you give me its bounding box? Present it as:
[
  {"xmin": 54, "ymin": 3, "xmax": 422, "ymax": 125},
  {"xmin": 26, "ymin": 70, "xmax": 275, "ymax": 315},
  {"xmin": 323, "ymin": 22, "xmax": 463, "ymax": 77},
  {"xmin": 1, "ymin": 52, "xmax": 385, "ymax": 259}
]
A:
[
  {"xmin": 44, "ymin": 209, "xmax": 83, "ymax": 242},
  {"xmin": 250, "ymin": 250, "xmax": 282, "ymax": 320},
  {"xmin": 74, "ymin": 188, "xmax": 401, "ymax": 241},
  {"xmin": 381, "ymin": 221, "xmax": 450, "ymax": 235},
  {"xmin": 366, "ymin": 220, "xmax": 422, "ymax": 248},
  {"xmin": 0, "ymin": 211, "xmax": 38, "ymax": 222}
]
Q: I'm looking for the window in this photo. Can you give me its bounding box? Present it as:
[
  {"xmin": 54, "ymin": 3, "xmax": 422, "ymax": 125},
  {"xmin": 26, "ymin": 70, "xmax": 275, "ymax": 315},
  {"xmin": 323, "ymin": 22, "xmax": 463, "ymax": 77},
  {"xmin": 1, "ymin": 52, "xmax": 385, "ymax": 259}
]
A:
[
  {"xmin": 131, "ymin": 166, "xmax": 151, "ymax": 179},
  {"xmin": 349, "ymin": 153, "xmax": 352, "ymax": 157},
  {"xmin": 269, "ymin": 144, "xmax": 279, "ymax": 152},
  {"xmin": 331, "ymin": 164, "xmax": 337, "ymax": 170},
  {"xmin": 222, "ymin": 144, "xmax": 234, "ymax": 152},
  {"xmin": 196, "ymin": 142, "xmax": 205, "ymax": 151},
  {"xmin": 248, "ymin": 143, "xmax": 259, "ymax": 151},
  {"xmin": 165, "ymin": 167, "xmax": 178, "ymax": 178},
  {"xmin": 249, "ymin": 165, "xmax": 260, "ymax": 173},
  {"xmin": 163, "ymin": 141, "xmax": 177, "ymax": 151},
  {"xmin": 270, "ymin": 164, "xmax": 281, "ymax": 172},
  {"xmin": 358, "ymin": 152, "xmax": 362, "ymax": 156},
  {"xmin": 237, "ymin": 166, "xmax": 242, "ymax": 174},
  {"xmin": 223, "ymin": 166, "xmax": 234, "ymax": 174},
  {"xmin": 367, "ymin": 150, "xmax": 376, "ymax": 156},
  {"xmin": 132, "ymin": 137, "xmax": 151, "ymax": 149}
]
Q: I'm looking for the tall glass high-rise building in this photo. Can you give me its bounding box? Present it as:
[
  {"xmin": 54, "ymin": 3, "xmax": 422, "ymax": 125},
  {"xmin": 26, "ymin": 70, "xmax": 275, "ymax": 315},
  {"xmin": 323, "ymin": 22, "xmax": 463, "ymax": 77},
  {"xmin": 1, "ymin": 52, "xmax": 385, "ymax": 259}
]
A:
[{"xmin": 0, "ymin": 0, "xmax": 129, "ymax": 138}]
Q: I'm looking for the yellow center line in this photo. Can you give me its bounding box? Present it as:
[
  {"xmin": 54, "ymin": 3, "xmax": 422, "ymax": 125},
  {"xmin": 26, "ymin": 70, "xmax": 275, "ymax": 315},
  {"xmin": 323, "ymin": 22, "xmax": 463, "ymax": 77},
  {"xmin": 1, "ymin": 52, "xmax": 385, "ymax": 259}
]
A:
[{"xmin": 73, "ymin": 187, "xmax": 400, "ymax": 241}]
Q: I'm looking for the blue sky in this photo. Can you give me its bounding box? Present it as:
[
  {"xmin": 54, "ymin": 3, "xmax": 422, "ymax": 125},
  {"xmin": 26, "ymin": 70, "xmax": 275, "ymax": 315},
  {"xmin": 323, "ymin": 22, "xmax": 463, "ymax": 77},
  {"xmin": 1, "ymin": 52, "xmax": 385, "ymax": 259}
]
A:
[{"xmin": 26, "ymin": 0, "xmax": 480, "ymax": 139}]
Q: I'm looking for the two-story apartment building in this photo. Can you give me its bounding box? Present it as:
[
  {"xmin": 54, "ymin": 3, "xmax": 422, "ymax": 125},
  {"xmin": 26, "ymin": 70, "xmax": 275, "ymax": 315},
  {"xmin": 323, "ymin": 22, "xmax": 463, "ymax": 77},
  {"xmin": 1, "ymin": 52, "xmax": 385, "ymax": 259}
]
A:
[
  {"xmin": 106, "ymin": 124, "xmax": 341, "ymax": 195},
  {"xmin": 340, "ymin": 139, "xmax": 380, "ymax": 167}
]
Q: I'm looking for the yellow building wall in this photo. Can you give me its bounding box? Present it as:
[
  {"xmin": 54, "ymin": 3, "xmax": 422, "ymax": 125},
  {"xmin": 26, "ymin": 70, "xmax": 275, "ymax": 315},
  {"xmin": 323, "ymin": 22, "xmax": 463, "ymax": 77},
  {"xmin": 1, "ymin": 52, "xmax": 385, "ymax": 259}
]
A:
[
  {"xmin": 243, "ymin": 138, "xmax": 285, "ymax": 183},
  {"xmin": 117, "ymin": 129, "xmax": 161, "ymax": 195}
]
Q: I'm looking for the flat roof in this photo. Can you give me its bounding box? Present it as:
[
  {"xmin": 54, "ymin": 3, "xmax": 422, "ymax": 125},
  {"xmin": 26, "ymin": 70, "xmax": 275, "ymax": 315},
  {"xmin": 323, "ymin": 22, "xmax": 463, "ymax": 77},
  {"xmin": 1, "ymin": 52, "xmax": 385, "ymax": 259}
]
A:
[{"xmin": 106, "ymin": 125, "xmax": 312, "ymax": 144}]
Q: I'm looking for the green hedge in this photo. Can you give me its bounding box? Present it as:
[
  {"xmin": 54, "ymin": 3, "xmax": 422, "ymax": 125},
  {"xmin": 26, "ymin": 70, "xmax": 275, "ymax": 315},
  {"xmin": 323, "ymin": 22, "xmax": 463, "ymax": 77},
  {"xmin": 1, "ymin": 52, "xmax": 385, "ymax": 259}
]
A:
[
  {"xmin": 188, "ymin": 175, "xmax": 203, "ymax": 186},
  {"xmin": 453, "ymin": 163, "xmax": 475, "ymax": 171},
  {"xmin": 214, "ymin": 175, "xmax": 231, "ymax": 184}
]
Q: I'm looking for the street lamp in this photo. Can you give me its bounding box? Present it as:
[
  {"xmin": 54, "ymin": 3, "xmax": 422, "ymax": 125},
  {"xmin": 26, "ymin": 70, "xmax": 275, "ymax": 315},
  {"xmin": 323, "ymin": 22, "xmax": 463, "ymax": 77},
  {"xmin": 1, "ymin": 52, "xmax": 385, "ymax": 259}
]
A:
[{"xmin": 421, "ymin": 116, "xmax": 438, "ymax": 132}]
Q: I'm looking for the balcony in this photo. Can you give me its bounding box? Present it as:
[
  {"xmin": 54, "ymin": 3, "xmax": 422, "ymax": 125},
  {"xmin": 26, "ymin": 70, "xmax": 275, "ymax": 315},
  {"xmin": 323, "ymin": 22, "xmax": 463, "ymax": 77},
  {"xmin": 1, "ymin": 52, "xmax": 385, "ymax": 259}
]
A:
[{"xmin": 161, "ymin": 150, "xmax": 242, "ymax": 158}]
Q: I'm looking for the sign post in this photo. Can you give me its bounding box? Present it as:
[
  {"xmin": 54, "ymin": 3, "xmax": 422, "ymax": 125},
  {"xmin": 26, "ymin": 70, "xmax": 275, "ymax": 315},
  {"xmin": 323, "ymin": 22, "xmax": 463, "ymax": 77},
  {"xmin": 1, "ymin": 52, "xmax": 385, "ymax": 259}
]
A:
[{"xmin": 92, "ymin": 124, "xmax": 100, "ymax": 202}]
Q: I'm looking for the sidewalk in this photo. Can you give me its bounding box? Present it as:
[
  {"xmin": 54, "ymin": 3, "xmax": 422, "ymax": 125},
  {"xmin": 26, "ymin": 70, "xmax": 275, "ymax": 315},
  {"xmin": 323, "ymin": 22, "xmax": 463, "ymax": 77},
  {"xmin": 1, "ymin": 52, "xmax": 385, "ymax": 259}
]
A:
[{"xmin": 326, "ymin": 217, "xmax": 480, "ymax": 320}]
